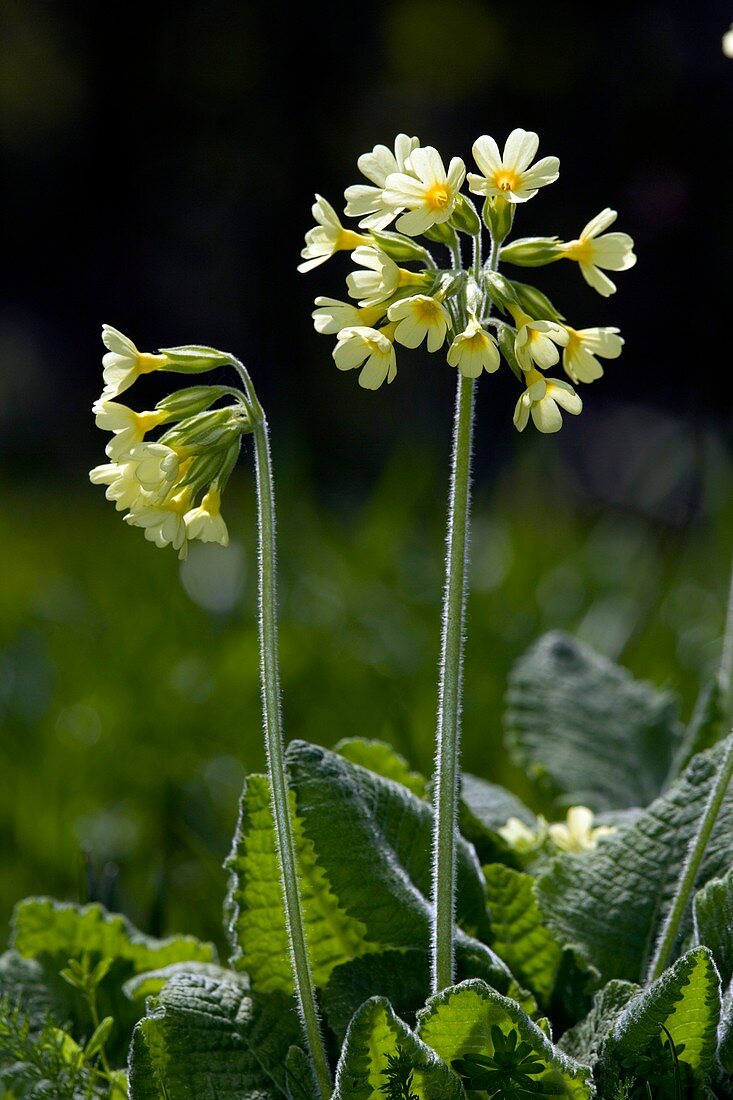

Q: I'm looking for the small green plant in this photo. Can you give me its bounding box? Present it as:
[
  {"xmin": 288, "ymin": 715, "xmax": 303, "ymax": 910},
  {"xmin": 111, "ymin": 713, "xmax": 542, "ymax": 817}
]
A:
[{"xmin": 2, "ymin": 128, "xmax": 732, "ymax": 1100}]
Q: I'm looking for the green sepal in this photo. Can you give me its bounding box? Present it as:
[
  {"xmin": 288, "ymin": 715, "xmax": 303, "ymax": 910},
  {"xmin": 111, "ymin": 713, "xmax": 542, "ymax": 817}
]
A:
[
  {"xmin": 369, "ymin": 229, "xmax": 434, "ymax": 265},
  {"xmin": 496, "ymin": 324, "xmax": 523, "ymax": 381},
  {"xmin": 159, "ymin": 407, "xmax": 246, "ymax": 451},
  {"xmin": 482, "ymin": 195, "xmax": 515, "ymax": 244},
  {"xmin": 500, "ymin": 236, "xmax": 563, "ymax": 266},
  {"xmin": 483, "ymin": 270, "xmax": 519, "ymax": 313},
  {"xmin": 155, "ymin": 385, "xmax": 241, "ymax": 422},
  {"xmin": 157, "ymin": 343, "xmax": 234, "ymax": 371},
  {"xmin": 423, "ymin": 221, "xmax": 456, "ymax": 246},
  {"xmin": 450, "ymin": 194, "xmax": 481, "ymax": 236},
  {"xmin": 508, "ymin": 278, "xmax": 566, "ymax": 322}
]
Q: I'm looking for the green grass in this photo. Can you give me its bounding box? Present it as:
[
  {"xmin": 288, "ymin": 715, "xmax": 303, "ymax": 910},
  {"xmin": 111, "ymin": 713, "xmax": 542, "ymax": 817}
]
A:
[{"xmin": 1, "ymin": 436, "xmax": 731, "ymax": 952}]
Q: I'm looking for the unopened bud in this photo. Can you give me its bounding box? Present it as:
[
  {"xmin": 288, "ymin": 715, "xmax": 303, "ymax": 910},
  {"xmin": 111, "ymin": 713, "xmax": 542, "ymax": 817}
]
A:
[
  {"xmin": 508, "ymin": 279, "xmax": 565, "ymax": 323},
  {"xmin": 450, "ymin": 194, "xmax": 481, "ymax": 237},
  {"xmin": 155, "ymin": 385, "xmax": 240, "ymax": 421},
  {"xmin": 482, "ymin": 195, "xmax": 515, "ymax": 244},
  {"xmin": 500, "ymin": 236, "xmax": 562, "ymax": 267},
  {"xmin": 156, "ymin": 344, "xmax": 234, "ymax": 372},
  {"xmin": 368, "ymin": 229, "xmax": 433, "ymax": 265}
]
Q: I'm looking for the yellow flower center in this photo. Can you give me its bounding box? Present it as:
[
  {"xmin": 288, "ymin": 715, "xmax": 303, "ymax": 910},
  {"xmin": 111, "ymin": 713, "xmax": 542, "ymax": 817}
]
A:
[
  {"xmin": 494, "ymin": 169, "xmax": 521, "ymax": 193},
  {"xmin": 424, "ymin": 182, "xmax": 451, "ymax": 211},
  {"xmin": 414, "ymin": 299, "xmax": 440, "ymax": 323},
  {"xmin": 563, "ymin": 239, "xmax": 593, "ymax": 263}
]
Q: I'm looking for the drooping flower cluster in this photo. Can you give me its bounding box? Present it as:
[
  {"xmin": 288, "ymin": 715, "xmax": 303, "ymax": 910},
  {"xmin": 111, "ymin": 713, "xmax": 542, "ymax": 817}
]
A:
[
  {"xmin": 90, "ymin": 327, "xmax": 253, "ymax": 558},
  {"xmin": 299, "ymin": 130, "xmax": 636, "ymax": 433}
]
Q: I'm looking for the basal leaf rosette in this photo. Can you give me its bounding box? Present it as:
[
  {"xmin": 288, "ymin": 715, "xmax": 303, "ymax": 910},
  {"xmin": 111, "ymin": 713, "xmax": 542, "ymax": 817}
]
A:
[{"xmin": 299, "ymin": 129, "xmax": 635, "ymax": 434}]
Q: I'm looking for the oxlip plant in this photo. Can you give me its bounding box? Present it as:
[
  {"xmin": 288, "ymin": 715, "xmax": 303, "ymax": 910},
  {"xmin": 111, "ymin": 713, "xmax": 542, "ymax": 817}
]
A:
[{"xmin": 1, "ymin": 129, "xmax": 733, "ymax": 1100}]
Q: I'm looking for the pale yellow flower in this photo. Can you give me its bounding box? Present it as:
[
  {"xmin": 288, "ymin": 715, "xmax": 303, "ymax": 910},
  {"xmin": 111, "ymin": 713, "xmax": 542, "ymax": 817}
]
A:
[
  {"xmin": 125, "ymin": 488, "xmax": 192, "ymax": 559},
  {"xmin": 101, "ymin": 325, "xmax": 168, "ymax": 399},
  {"xmin": 468, "ymin": 129, "xmax": 559, "ymax": 204},
  {"xmin": 346, "ymin": 246, "xmax": 427, "ymax": 308},
  {"xmin": 548, "ymin": 806, "xmax": 615, "ymax": 852},
  {"xmin": 89, "ymin": 461, "xmax": 148, "ymax": 513},
  {"xmin": 723, "ymin": 23, "xmax": 733, "ymax": 57},
  {"xmin": 498, "ymin": 816, "xmax": 548, "ymax": 852},
  {"xmin": 513, "ymin": 369, "xmax": 582, "ymax": 434},
  {"xmin": 387, "ymin": 294, "xmax": 450, "ymax": 352},
  {"xmin": 312, "ymin": 296, "xmax": 385, "ymax": 335},
  {"xmin": 447, "ymin": 318, "xmax": 500, "ymax": 378},
  {"xmin": 562, "ymin": 326, "xmax": 623, "ymax": 384},
  {"xmin": 344, "ymin": 134, "xmax": 420, "ymax": 230},
  {"xmin": 382, "ymin": 147, "xmax": 466, "ymax": 236},
  {"xmin": 184, "ymin": 486, "xmax": 229, "ymax": 547},
  {"xmin": 561, "ymin": 209, "xmax": 636, "ymax": 297},
  {"xmin": 93, "ymin": 398, "xmax": 167, "ymax": 461},
  {"xmin": 298, "ymin": 195, "xmax": 369, "ymax": 273},
  {"xmin": 332, "ymin": 325, "xmax": 397, "ymax": 390},
  {"xmin": 510, "ymin": 307, "xmax": 569, "ymax": 373}
]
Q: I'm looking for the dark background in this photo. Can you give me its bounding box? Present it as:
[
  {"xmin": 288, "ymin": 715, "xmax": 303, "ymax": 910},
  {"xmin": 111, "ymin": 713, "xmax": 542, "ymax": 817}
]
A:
[
  {"xmin": 2, "ymin": 0, "xmax": 732, "ymax": 486},
  {"xmin": 1, "ymin": 0, "xmax": 732, "ymax": 947}
]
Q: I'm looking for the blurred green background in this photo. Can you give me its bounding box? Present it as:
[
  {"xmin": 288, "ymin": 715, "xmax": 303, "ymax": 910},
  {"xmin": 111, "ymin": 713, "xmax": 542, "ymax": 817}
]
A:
[{"xmin": 1, "ymin": 0, "xmax": 733, "ymax": 955}]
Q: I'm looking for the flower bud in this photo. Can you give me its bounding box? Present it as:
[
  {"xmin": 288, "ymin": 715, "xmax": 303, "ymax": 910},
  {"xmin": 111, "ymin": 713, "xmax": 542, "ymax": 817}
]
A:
[
  {"xmin": 450, "ymin": 194, "xmax": 481, "ymax": 237},
  {"xmin": 483, "ymin": 271, "xmax": 519, "ymax": 313},
  {"xmin": 482, "ymin": 195, "xmax": 515, "ymax": 244},
  {"xmin": 160, "ymin": 408, "xmax": 248, "ymax": 452},
  {"xmin": 156, "ymin": 344, "xmax": 234, "ymax": 372},
  {"xmin": 423, "ymin": 221, "xmax": 457, "ymax": 246},
  {"xmin": 368, "ymin": 229, "xmax": 433, "ymax": 265},
  {"xmin": 499, "ymin": 236, "xmax": 562, "ymax": 267},
  {"xmin": 155, "ymin": 385, "xmax": 241, "ymax": 421}
]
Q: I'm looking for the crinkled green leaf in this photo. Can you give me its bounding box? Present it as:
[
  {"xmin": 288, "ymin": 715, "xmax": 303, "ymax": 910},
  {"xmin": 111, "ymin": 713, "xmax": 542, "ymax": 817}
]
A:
[
  {"xmin": 323, "ymin": 949, "xmax": 430, "ymax": 1043},
  {"xmin": 505, "ymin": 631, "xmax": 681, "ymax": 810},
  {"xmin": 536, "ymin": 743, "xmax": 733, "ymax": 982},
  {"xmin": 123, "ymin": 960, "xmax": 238, "ymax": 1002},
  {"xmin": 225, "ymin": 772, "xmax": 375, "ymax": 993},
  {"xmin": 8, "ymin": 898, "xmax": 216, "ymax": 1066},
  {"xmin": 416, "ymin": 979, "xmax": 594, "ymax": 1097},
  {"xmin": 285, "ymin": 1045, "xmax": 319, "ymax": 1100},
  {"xmin": 12, "ymin": 897, "xmax": 216, "ymax": 973},
  {"xmin": 558, "ymin": 981, "xmax": 639, "ymax": 1067},
  {"xmin": 598, "ymin": 947, "xmax": 721, "ymax": 1087},
  {"xmin": 483, "ymin": 864, "xmax": 562, "ymax": 1005},
  {"xmin": 227, "ymin": 743, "xmax": 507, "ymax": 1006},
  {"xmin": 335, "ymin": 738, "xmax": 427, "ymax": 798},
  {"xmin": 332, "ymin": 995, "xmax": 462, "ymax": 1100},
  {"xmin": 128, "ymin": 969, "xmax": 297, "ymax": 1098},
  {"xmin": 694, "ymin": 867, "xmax": 733, "ymax": 990}
]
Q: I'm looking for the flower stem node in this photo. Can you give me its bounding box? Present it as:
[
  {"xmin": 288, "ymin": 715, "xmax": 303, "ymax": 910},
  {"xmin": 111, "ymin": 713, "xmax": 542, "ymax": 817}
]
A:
[
  {"xmin": 333, "ymin": 326, "xmax": 397, "ymax": 389},
  {"xmin": 447, "ymin": 318, "xmax": 500, "ymax": 378}
]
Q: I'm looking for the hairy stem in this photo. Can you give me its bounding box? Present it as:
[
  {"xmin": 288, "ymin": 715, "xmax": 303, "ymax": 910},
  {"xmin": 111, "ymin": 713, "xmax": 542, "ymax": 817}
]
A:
[
  {"xmin": 647, "ymin": 730, "xmax": 733, "ymax": 981},
  {"xmin": 430, "ymin": 372, "xmax": 476, "ymax": 993},
  {"xmin": 234, "ymin": 362, "xmax": 331, "ymax": 1098}
]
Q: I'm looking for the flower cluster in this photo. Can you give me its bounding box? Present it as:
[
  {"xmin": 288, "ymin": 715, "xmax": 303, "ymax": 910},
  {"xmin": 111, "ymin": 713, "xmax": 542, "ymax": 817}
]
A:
[
  {"xmin": 299, "ymin": 130, "xmax": 635, "ymax": 433},
  {"xmin": 90, "ymin": 326, "xmax": 252, "ymax": 558}
]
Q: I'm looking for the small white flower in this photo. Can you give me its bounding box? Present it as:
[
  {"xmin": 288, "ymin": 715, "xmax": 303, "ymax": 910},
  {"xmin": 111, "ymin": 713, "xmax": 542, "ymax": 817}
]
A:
[
  {"xmin": 562, "ymin": 326, "xmax": 623, "ymax": 384},
  {"xmin": 548, "ymin": 806, "xmax": 615, "ymax": 852},
  {"xmin": 513, "ymin": 371, "xmax": 582, "ymax": 434},
  {"xmin": 332, "ymin": 326, "xmax": 397, "ymax": 390},
  {"xmin": 125, "ymin": 489, "xmax": 192, "ymax": 559},
  {"xmin": 184, "ymin": 487, "xmax": 229, "ymax": 546},
  {"xmin": 382, "ymin": 147, "xmax": 466, "ymax": 237},
  {"xmin": 127, "ymin": 442, "xmax": 179, "ymax": 494},
  {"xmin": 297, "ymin": 195, "xmax": 368, "ymax": 273},
  {"xmin": 387, "ymin": 294, "xmax": 450, "ymax": 352},
  {"xmin": 344, "ymin": 134, "xmax": 420, "ymax": 230},
  {"xmin": 346, "ymin": 247, "xmax": 403, "ymax": 307},
  {"xmin": 511, "ymin": 308, "xmax": 569, "ymax": 373},
  {"xmin": 89, "ymin": 461, "xmax": 148, "ymax": 512},
  {"xmin": 311, "ymin": 296, "xmax": 385, "ymax": 335},
  {"xmin": 446, "ymin": 318, "xmax": 500, "ymax": 378},
  {"xmin": 468, "ymin": 129, "xmax": 559, "ymax": 204},
  {"xmin": 101, "ymin": 325, "xmax": 168, "ymax": 398},
  {"xmin": 561, "ymin": 209, "xmax": 636, "ymax": 297},
  {"xmin": 93, "ymin": 398, "xmax": 166, "ymax": 461},
  {"xmin": 497, "ymin": 816, "xmax": 546, "ymax": 851}
]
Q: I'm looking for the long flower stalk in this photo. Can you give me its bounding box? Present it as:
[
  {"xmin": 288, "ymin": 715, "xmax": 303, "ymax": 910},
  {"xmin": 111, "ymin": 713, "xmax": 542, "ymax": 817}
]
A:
[
  {"xmin": 430, "ymin": 238, "xmax": 500, "ymax": 994},
  {"xmin": 647, "ymin": 555, "xmax": 733, "ymax": 982},
  {"xmin": 234, "ymin": 361, "xmax": 332, "ymax": 1099}
]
